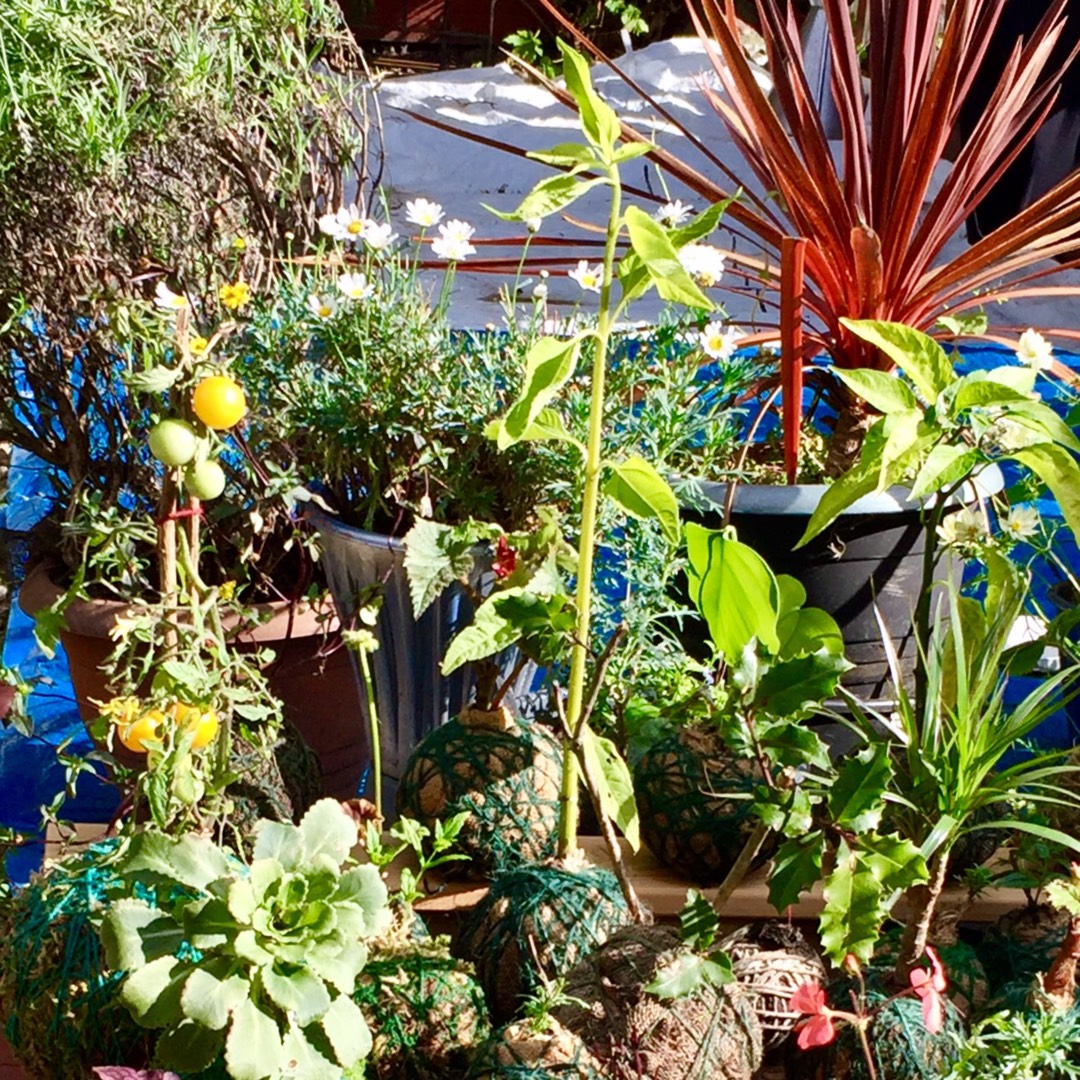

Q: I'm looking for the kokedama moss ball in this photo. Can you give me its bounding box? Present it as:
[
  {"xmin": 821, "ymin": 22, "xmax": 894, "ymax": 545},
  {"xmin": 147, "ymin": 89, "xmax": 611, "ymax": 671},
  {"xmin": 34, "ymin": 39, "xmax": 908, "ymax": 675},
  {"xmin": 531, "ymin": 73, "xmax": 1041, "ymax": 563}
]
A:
[
  {"xmin": 720, "ymin": 922, "xmax": 827, "ymax": 1051},
  {"xmin": 354, "ymin": 933, "xmax": 489, "ymax": 1079},
  {"xmin": 397, "ymin": 708, "xmax": 563, "ymax": 875},
  {"xmin": 554, "ymin": 924, "xmax": 763, "ymax": 1079},
  {"xmin": 977, "ymin": 905, "xmax": 1070, "ymax": 995},
  {"xmin": 467, "ymin": 1018, "xmax": 604, "ymax": 1079},
  {"xmin": 0, "ymin": 842, "xmax": 152, "ymax": 1079},
  {"xmin": 872, "ymin": 932, "xmax": 988, "ymax": 1018},
  {"xmin": 456, "ymin": 862, "xmax": 633, "ymax": 1026},
  {"xmin": 633, "ymin": 725, "xmax": 767, "ymax": 884}
]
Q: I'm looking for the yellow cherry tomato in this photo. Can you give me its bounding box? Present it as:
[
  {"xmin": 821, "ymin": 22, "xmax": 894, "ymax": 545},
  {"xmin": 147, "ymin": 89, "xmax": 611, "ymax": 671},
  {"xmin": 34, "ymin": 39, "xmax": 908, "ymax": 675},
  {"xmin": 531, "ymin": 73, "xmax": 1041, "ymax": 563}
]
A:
[
  {"xmin": 118, "ymin": 709, "xmax": 166, "ymax": 753},
  {"xmin": 192, "ymin": 375, "xmax": 247, "ymax": 430},
  {"xmin": 171, "ymin": 702, "xmax": 220, "ymax": 750}
]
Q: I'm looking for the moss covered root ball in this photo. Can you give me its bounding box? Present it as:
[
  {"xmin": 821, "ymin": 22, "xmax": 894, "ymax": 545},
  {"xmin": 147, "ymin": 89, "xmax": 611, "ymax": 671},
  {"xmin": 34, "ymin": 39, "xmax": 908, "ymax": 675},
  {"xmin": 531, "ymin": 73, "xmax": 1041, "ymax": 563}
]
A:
[
  {"xmin": 554, "ymin": 924, "xmax": 763, "ymax": 1079},
  {"xmin": 468, "ymin": 1018, "xmax": 604, "ymax": 1079}
]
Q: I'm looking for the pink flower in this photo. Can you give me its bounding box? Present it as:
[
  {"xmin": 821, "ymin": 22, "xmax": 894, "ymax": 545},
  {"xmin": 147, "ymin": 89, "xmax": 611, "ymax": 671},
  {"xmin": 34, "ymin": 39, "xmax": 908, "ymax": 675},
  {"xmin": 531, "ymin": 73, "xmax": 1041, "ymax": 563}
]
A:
[
  {"xmin": 908, "ymin": 947, "xmax": 948, "ymax": 1035},
  {"xmin": 492, "ymin": 536, "xmax": 517, "ymax": 580},
  {"xmin": 791, "ymin": 982, "xmax": 838, "ymax": 1050}
]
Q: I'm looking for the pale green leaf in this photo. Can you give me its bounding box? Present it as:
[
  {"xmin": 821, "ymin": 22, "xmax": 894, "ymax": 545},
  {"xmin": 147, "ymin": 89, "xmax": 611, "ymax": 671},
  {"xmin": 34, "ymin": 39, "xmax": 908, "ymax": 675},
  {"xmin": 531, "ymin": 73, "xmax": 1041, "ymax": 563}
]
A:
[
  {"xmin": 122, "ymin": 830, "xmax": 231, "ymax": 891},
  {"xmin": 518, "ymin": 407, "xmax": 585, "ymax": 452},
  {"xmin": 909, "ymin": 443, "xmax": 979, "ymax": 499},
  {"xmin": 840, "ymin": 319, "xmax": 955, "ymax": 401},
  {"xmin": 558, "ymin": 41, "xmax": 620, "ymax": 151},
  {"xmin": 320, "ymin": 994, "xmax": 373, "ymax": 1066},
  {"xmin": 579, "ymin": 725, "xmax": 640, "ymax": 851},
  {"xmin": 307, "ymin": 939, "xmax": 370, "ymax": 995},
  {"xmin": 1011, "ymin": 444, "xmax": 1080, "ymax": 539},
  {"xmin": 604, "ymin": 455, "xmax": 680, "ymax": 543},
  {"xmin": 796, "ymin": 455, "xmax": 880, "ymax": 547},
  {"xmin": 260, "ymin": 966, "xmax": 331, "ymax": 1026},
  {"xmin": 181, "ymin": 966, "xmax": 249, "ymax": 1031},
  {"xmin": 501, "ymin": 335, "xmax": 582, "ymax": 447},
  {"xmin": 1003, "ymin": 399, "xmax": 1080, "ymax": 452},
  {"xmin": 226, "ymin": 998, "xmax": 282, "ymax": 1080},
  {"xmin": 525, "ymin": 141, "xmax": 597, "ymax": 168},
  {"xmin": 488, "ymin": 173, "xmax": 607, "ymax": 223},
  {"xmin": 403, "ymin": 518, "xmax": 486, "ymax": 619},
  {"xmin": 121, "ymin": 956, "xmax": 183, "ymax": 1022},
  {"xmin": 296, "ymin": 799, "xmax": 359, "ymax": 868},
  {"xmin": 280, "ymin": 1027, "xmax": 342, "ymax": 1080},
  {"xmin": 833, "ymin": 368, "xmax": 919, "ymax": 414},
  {"xmin": 440, "ymin": 589, "xmax": 523, "ymax": 675},
  {"xmin": 335, "ymin": 865, "xmax": 391, "ymax": 937},
  {"xmin": 624, "ymin": 205, "xmax": 713, "ymax": 309},
  {"xmin": 101, "ymin": 898, "xmax": 184, "ymax": 969}
]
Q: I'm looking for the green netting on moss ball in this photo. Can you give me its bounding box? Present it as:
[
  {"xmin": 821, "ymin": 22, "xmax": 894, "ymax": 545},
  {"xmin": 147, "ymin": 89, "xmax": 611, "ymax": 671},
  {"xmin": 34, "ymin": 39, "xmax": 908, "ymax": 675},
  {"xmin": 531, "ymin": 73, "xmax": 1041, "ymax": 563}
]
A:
[
  {"xmin": 976, "ymin": 908, "xmax": 1069, "ymax": 995},
  {"xmin": 467, "ymin": 1018, "xmax": 604, "ymax": 1079},
  {"xmin": 397, "ymin": 712, "xmax": 563, "ymax": 876},
  {"xmin": 0, "ymin": 841, "xmax": 152, "ymax": 1080},
  {"xmin": 554, "ymin": 923, "xmax": 763, "ymax": 1079},
  {"xmin": 633, "ymin": 725, "xmax": 766, "ymax": 884},
  {"xmin": 457, "ymin": 863, "xmax": 632, "ymax": 1026},
  {"xmin": 355, "ymin": 932, "xmax": 489, "ymax": 1079}
]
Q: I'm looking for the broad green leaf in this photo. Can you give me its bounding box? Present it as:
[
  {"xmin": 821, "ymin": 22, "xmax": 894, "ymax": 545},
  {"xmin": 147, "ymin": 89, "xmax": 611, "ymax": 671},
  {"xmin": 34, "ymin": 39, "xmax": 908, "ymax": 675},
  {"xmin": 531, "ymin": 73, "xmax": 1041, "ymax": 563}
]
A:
[
  {"xmin": 525, "ymin": 142, "xmax": 597, "ymax": 168},
  {"xmin": 685, "ymin": 523, "xmax": 780, "ymax": 658},
  {"xmin": 828, "ymin": 746, "xmax": 890, "ymax": 832},
  {"xmin": 127, "ymin": 366, "xmax": 181, "ymax": 393},
  {"xmin": 296, "ymin": 799, "xmax": 359, "ymax": 867},
  {"xmin": 121, "ymin": 955, "xmax": 183, "ymax": 1022},
  {"xmin": 441, "ymin": 589, "xmax": 523, "ymax": 675},
  {"xmin": 936, "ymin": 312, "xmax": 988, "ymax": 337},
  {"xmin": 604, "ymin": 455, "xmax": 680, "ymax": 543},
  {"xmin": 669, "ymin": 200, "xmax": 732, "ymax": 247},
  {"xmin": 226, "ymin": 998, "xmax": 282, "ymax": 1080},
  {"xmin": 227, "ymin": 879, "xmax": 257, "ymax": 924},
  {"xmin": 646, "ymin": 951, "xmax": 733, "ymax": 998},
  {"xmin": 753, "ymin": 652, "xmax": 849, "ymax": 717},
  {"xmin": 580, "ymin": 725, "xmax": 640, "ymax": 850},
  {"xmin": 501, "ymin": 335, "xmax": 583, "ymax": 447},
  {"xmin": 260, "ymin": 966, "xmax": 331, "ymax": 1026},
  {"xmin": 612, "ymin": 141, "xmax": 653, "ymax": 163},
  {"xmin": 280, "ymin": 1027, "xmax": 342, "ymax": 1080},
  {"xmin": 1003, "ymin": 399, "xmax": 1080, "ymax": 452},
  {"xmin": 307, "ymin": 939, "xmax": 371, "ymax": 995},
  {"xmin": 624, "ymin": 205, "xmax": 713, "ymax": 309},
  {"xmin": 335, "ymin": 864, "xmax": 391, "ymax": 935},
  {"xmin": 321, "ymin": 994, "xmax": 373, "ymax": 1066},
  {"xmin": 756, "ymin": 784, "xmax": 815, "ymax": 836},
  {"xmin": 840, "ymin": 319, "xmax": 955, "ymax": 402},
  {"xmin": 796, "ymin": 455, "xmax": 879, "ymax": 547},
  {"xmin": 777, "ymin": 606, "xmax": 845, "ymax": 659},
  {"xmin": 775, "ymin": 574, "xmax": 807, "ymax": 619},
  {"xmin": 123, "ymin": 830, "xmax": 231, "ymax": 891},
  {"xmin": 833, "ymin": 368, "xmax": 919, "ymax": 414},
  {"xmin": 518, "ymin": 407, "xmax": 584, "ymax": 452},
  {"xmin": 234, "ymin": 929, "xmax": 274, "ymax": 967},
  {"xmin": 819, "ymin": 840, "xmax": 887, "ymax": 966},
  {"xmin": 679, "ymin": 889, "xmax": 720, "ymax": 951},
  {"xmin": 1011, "ymin": 444, "xmax": 1080, "ymax": 539},
  {"xmin": 558, "ymin": 41, "xmax": 620, "ymax": 152},
  {"xmin": 909, "ymin": 443, "xmax": 979, "ymax": 499},
  {"xmin": 768, "ymin": 833, "xmax": 825, "ymax": 912},
  {"xmin": 403, "ymin": 518, "xmax": 489, "ymax": 619},
  {"xmin": 951, "ymin": 373, "xmax": 1033, "ymax": 414},
  {"xmin": 487, "ymin": 173, "xmax": 607, "ymax": 223},
  {"xmin": 101, "ymin": 898, "xmax": 185, "ymax": 969},
  {"xmin": 878, "ymin": 410, "xmax": 924, "ymax": 481},
  {"xmin": 154, "ymin": 1020, "xmax": 225, "ymax": 1074},
  {"xmin": 181, "ymin": 966, "xmax": 249, "ymax": 1031}
]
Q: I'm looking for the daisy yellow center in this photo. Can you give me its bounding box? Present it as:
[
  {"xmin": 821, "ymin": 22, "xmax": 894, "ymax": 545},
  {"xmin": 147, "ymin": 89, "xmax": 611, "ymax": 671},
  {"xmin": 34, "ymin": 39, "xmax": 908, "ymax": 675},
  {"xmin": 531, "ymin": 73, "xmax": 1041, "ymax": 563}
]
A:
[
  {"xmin": 319, "ymin": 304, "xmax": 333, "ymax": 317},
  {"xmin": 347, "ymin": 221, "xmax": 363, "ymax": 234},
  {"xmin": 706, "ymin": 334, "xmax": 723, "ymax": 351}
]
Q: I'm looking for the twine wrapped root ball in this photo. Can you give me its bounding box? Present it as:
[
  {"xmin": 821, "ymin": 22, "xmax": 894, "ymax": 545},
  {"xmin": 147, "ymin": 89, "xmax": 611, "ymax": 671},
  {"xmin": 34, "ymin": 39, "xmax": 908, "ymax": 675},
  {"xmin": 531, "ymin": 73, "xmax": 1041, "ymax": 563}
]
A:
[
  {"xmin": 456, "ymin": 863, "xmax": 633, "ymax": 1026},
  {"xmin": 0, "ymin": 842, "xmax": 152, "ymax": 1079},
  {"xmin": 633, "ymin": 725, "xmax": 768, "ymax": 884},
  {"xmin": 354, "ymin": 933, "xmax": 490, "ymax": 1079},
  {"xmin": 468, "ymin": 1018, "xmax": 604, "ymax": 1079},
  {"xmin": 554, "ymin": 924, "xmax": 763, "ymax": 1079},
  {"xmin": 397, "ymin": 707, "xmax": 563, "ymax": 875},
  {"xmin": 720, "ymin": 922, "xmax": 826, "ymax": 1051}
]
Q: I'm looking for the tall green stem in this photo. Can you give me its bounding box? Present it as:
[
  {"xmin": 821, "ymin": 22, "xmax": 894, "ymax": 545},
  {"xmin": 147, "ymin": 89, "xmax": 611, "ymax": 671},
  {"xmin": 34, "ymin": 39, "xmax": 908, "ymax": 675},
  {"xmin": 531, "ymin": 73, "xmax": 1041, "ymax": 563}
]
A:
[
  {"xmin": 557, "ymin": 170, "xmax": 622, "ymax": 859},
  {"xmin": 357, "ymin": 647, "xmax": 383, "ymax": 823}
]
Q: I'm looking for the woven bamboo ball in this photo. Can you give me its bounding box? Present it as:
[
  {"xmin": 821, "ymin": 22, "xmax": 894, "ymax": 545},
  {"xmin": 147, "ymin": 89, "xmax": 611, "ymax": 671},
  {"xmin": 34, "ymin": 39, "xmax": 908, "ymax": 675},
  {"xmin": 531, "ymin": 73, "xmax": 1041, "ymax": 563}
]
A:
[
  {"xmin": 355, "ymin": 933, "xmax": 489, "ymax": 1079},
  {"xmin": 456, "ymin": 863, "xmax": 633, "ymax": 1026},
  {"xmin": 633, "ymin": 725, "xmax": 767, "ymax": 884},
  {"xmin": 396, "ymin": 707, "xmax": 563, "ymax": 875},
  {"xmin": 467, "ymin": 1018, "xmax": 604, "ymax": 1079},
  {"xmin": 721, "ymin": 922, "xmax": 827, "ymax": 1051},
  {"xmin": 554, "ymin": 924, "xmax": 763, "ymax": 1079}
]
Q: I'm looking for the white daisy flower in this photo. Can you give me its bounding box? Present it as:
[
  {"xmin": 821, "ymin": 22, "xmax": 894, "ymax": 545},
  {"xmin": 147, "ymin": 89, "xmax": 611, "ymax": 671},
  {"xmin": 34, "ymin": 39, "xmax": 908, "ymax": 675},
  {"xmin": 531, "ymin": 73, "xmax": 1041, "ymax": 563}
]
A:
[
  {"xmin": 405, "ymin": 198, "xmax": 445, "ymax": 228},
  {"xmin": 430, "ymin": 220, "xmax": 477, "ymax": 261},
  {"xmin": 307, "ymin": 293, "xmax": 337, "ymax": 320},
  {"xmin": 655, "ymin": 199, "xmax": 694, "ymax": 228},
  {"xmin": 334, "ymin": 204, "xmax": 367, "ymax": 243},
  {"xmin": 698, "ymin": 321, "xmax": 740, "ymax": 361},
  {"xmin": 937, "ymin": 507, "xmax": 987, "ymax": 548},
  {"xmin": 318, "ymin": 210, "xmax": 346, "ymax": 240},
  {"xmin": 363, "ymin": 220, "xmax": 398, "ymax": 252},
  {"xmin": 1001, "ymin": 505, "xmax": 1041, "ymax": 541},
  {"xmin": 1016, "ymin": 328, "xmax": 1055, "ymax": 371},
  {"xmin": 568, "ymin": 259, "xmax": 604, "ymax": 293},
  {"xmin": 439, "ymin": 219, "xmax": 476, "ymax": 244},
  {"xmin": 336, "ymin": 271, "xmax": 374, "ymax": 301},
  {"xmin": 154, "ymin": 281, "xmax": 187, "ymax": 311},
  {"xmin": 679, "ymin": 243, "xmax": 726, "ymax": 288}
]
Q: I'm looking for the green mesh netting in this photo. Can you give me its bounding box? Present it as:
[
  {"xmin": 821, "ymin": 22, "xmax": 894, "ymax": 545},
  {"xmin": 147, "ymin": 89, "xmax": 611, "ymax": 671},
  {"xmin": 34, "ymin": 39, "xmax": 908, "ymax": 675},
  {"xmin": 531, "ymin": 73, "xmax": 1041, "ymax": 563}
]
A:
[
  {"xmin": 456, "ymin": 864, "xmax": 632, "ymax": 1026},
  {"xmin": 633, "ymin": 725, "xmax": 766, "ymax": 885},
  {"xmin": 873, "ymin": 930, "xmax": 988, "ymax": 1017},
  {"xmin": 977, "ymin": 910, "xmax": 1069, "ymax": 995},
  {"xmin": 396, "ymin": 715, "xmax": 563, "ymax": 875},
  {"xmin": 0, "ymin": 840, "xmax": 152, "ymax": 1079},
  {"xmin": 354, "ymin": 934, "xmax": 490, "ymax": 1079},
  {"xmin": 467, "ymin": 1019, "xmax": 604, "ymax": 1079},
  {"xmin": 554, "ymin": 924, "xmax": 763, "ymax": 1080}
]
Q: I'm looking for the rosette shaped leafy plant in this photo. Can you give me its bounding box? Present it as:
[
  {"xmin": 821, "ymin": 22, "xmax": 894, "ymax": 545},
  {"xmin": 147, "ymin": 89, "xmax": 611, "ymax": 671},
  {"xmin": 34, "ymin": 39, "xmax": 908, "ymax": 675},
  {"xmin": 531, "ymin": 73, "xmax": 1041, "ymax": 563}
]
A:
[{"xmin": 100, "ymin": 800, "xmax": 391, "ymax": 1080}]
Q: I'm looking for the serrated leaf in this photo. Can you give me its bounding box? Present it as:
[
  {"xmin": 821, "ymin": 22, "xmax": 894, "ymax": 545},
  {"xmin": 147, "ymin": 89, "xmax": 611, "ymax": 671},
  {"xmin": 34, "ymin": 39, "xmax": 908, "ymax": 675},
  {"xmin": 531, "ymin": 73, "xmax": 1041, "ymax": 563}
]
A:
[
  {"xmin": 403, "ymin": 518, "xmax": 483, "ymax": 619},
  {"xmin": 501, "ymin": 335, "xmax": 583, "ymax": 448},
  {"xmin": 624, "ymin": 205, "xmax": 713, "ymax": 309},
  {"xmin": 758, "ymin": 720, "xmax": 832, "ymax": 772},
  {"xmin": 226, "ymin": 998, "xmax": 282, "ymax": 1080},
  {"xmin": 777, "ymin": 606, "xmax": 845, "ymax": 660},
  {"xmin": 678, "ymin": 889, "xmax": 720, "ymax": 951},
  {"xmin": 646, "ymin": 951, "xmax": 732, "ymax": 999},
  {"xmin": 320, "ymin": 994, "xmax": 372, "ymax": 1066},
  {"xmin": 819, "ymin": 840, "xmax": 887, "ymax": 966},
  {"xmin": 859, "ymin": 832, "xmax": 928, "ymax": 896},
  {"xmin": 754, "ymin": 652, "xmax": 849, "ymax": 718},
  {"xmin": 833, "ymin": 368, "xmax": 919, "ymax": 414},
  {"xmin": 154, "ymin": 1020, "xmax": 225, "ymax": 1074},
  {"xmin": 579, "ymin": 724, "xmax": 639, "ymax": 851},
  {"xmin": 841, "ymin": 319, "xmax": 955, "ymax": 401},
  {"xmin": 181, "ymin": 966, "xmax": 249, "ymax": 1031},
  {"xmin": 828, "ymin": 746, "xmax": 890, "ymax": 831},
  {"xmin": 280, "ymin": 1026, "xmax": 341, "ymax": 1080},
  {"xmin": 123, "ymin": 831, "xmax": 230, "ymax": 891},
  {"xmin": 296, "ymin": 799, "xmax": 359, "ymax": 867},
  {"xmin": 307, "ymin": 939, "xmax": 369, "ymax": 995},
  {"xmin": 768, "ymin": 832, "xmax": 825, "ymax": 912},
  {"xmin": 260, "ymin": 966, "xmax": 331, "ymax": 1026},
  {"xmin": 604, "ymin": 455, "xmax": 680, "ymax": 543}
]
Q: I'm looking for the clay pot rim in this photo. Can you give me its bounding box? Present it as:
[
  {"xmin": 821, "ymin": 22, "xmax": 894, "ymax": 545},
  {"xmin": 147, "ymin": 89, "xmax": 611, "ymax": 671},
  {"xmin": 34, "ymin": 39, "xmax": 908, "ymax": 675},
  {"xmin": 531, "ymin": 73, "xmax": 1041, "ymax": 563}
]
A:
[{"xmin": 18, "ymin": 560, "xmax": 339, "ymax": 643}]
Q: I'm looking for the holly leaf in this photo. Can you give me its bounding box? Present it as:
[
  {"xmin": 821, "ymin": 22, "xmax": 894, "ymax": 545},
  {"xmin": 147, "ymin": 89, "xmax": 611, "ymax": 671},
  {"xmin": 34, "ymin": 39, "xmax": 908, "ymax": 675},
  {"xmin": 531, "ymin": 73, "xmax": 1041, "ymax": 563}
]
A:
[
  {"xmin": 828, "ymin": 746, "xmax": 890, "ymax": 832},
  {"xmin": 819, "ymin": 839, "xmax": 888, "ymax": 966},
  {"xmin": 645, "ymin": 951, "xmax": 732, "ymax": 999},
  {"xmin": 768, "ymin": 832, "xmax": 825, "ymax": 912}
]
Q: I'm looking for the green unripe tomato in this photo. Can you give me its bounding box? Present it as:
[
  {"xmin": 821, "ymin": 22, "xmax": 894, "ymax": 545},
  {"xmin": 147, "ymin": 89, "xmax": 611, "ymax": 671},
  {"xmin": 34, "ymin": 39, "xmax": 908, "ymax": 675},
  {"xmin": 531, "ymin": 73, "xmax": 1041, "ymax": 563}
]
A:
[
  {"xmin": 183, "ymin": 459, "xmax": 226, "ymax": 501},
  {"xmin": 148, "ymin": 419, "xmax": 197, "ymax": 467}
]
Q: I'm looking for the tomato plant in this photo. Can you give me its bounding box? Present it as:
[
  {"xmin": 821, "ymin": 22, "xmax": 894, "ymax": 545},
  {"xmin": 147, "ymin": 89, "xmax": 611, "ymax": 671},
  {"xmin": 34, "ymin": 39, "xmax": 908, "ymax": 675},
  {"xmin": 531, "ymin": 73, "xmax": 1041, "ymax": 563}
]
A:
[
  {"xmin": 192, "ymin": 374, "xmax": 247, "ymax": 429},
  {"xmin": 148, "ymin": 418, "xmax": 198, "ymax": 466}
]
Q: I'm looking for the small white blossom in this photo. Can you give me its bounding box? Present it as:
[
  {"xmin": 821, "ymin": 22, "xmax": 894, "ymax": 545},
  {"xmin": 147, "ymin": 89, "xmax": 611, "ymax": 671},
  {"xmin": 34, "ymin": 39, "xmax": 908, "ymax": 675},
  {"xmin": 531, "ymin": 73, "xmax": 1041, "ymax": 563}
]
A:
[
  {"xmin": 363, "ymin": 220, "xmax": 398, "ymax": 252},
  {"xmin": 431, "ymin": 220, "xmax": 477, "ymax": 261},
  {"xmin": 655, "ymin": 199, "xmax": 694, "ymax": 227},
  {"xmin": 405, "ymin": 198, "xmax": 445, "ymax": 228},
  {"xmin": 336, "ymin": 271, "xmax": 374, "ymax": 301},
  {"xmin": 526, "ymin": 216, "xmax": 543, "ymax": 234},
  {"xmin": 318, "ymin": 210, "xmax": 345, "ymax": 240},
  {"xmin": 440, "ymin": 219, "xmax": 476, "ymax": 244},
  {"xmin": 937, "ymin": 507, "xmax": 987, "ymax": 548},
  {"xmin": 154, "ymin": 281, "xmax": 187, "ymax": 311},
  {"xmin": 678, "ymin": 243, "xmax": 726, "ymax": 287},
  {"xmin": 307, "ymin": 293, "xmax": 337, "ymax": 320},
  {"xmin": 533, "ymin": 282, "xmax": 549, "ymax": 302},
  {"xmin": 698, "ymin": 321, "xmax": 740, "ymax": 361},
  {"xmin": 329, "ymin": 204, "xmax": 367, "ymax": 243},
  {"xmin": 1001, "ymin": 505, "xmax": 1041, "ymax": 541},
  {"xmin": 568, "ymin": 259, "xmax": 604, "ymax": 293},
  {"xmin": 1016, "ymin": 328, "xmax": 1055, "ymax": 371}
]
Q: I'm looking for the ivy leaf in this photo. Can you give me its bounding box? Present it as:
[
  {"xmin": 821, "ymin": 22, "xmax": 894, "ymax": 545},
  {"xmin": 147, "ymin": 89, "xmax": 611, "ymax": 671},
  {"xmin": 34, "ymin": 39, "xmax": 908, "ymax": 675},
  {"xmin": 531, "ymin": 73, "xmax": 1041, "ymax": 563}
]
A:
[
  {"xmin": 819, "ymin": 839, "xmax": 887, "ymax": 966},
  {"xmin": 768, "ymin": 832, "xmax": 825, "ymax": 912},
  {"xmin": 225, "ymin": 998, "xmax": 283, "ymax": 1080},
  {"xmin": 624, "ymin": 205, "xmax": 713, "ymax": 310},
  {"xmin": 604, "ymin": 455, "xmax": 680, "ymax": 543},
  {"xmin": 580, "ymin": 724, "xmax": 640, "ymax": 850},
  {"xmin": 320, "ymin": 994, "xmax": 373, "ymax": 1066},
  {"xmin": 828, "ymin": 746, "xmax": 891, "ymax": 832}
]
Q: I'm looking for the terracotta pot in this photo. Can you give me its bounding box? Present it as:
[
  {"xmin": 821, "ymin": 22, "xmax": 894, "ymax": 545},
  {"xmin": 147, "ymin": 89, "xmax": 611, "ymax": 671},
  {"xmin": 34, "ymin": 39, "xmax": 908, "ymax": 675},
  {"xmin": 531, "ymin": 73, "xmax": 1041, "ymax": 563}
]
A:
[{"xmin": 17, "ymin": 563, "xmax": 367, "ymax": 799}]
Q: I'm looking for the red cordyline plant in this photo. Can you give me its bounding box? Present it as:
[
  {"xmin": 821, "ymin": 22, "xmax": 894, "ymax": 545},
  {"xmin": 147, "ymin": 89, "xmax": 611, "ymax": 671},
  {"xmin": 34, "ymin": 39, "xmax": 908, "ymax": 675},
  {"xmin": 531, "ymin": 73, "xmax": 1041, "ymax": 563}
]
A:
[{"xmin": 489, "ymin": 0, "xmax": 1080, "ymax": 472}]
